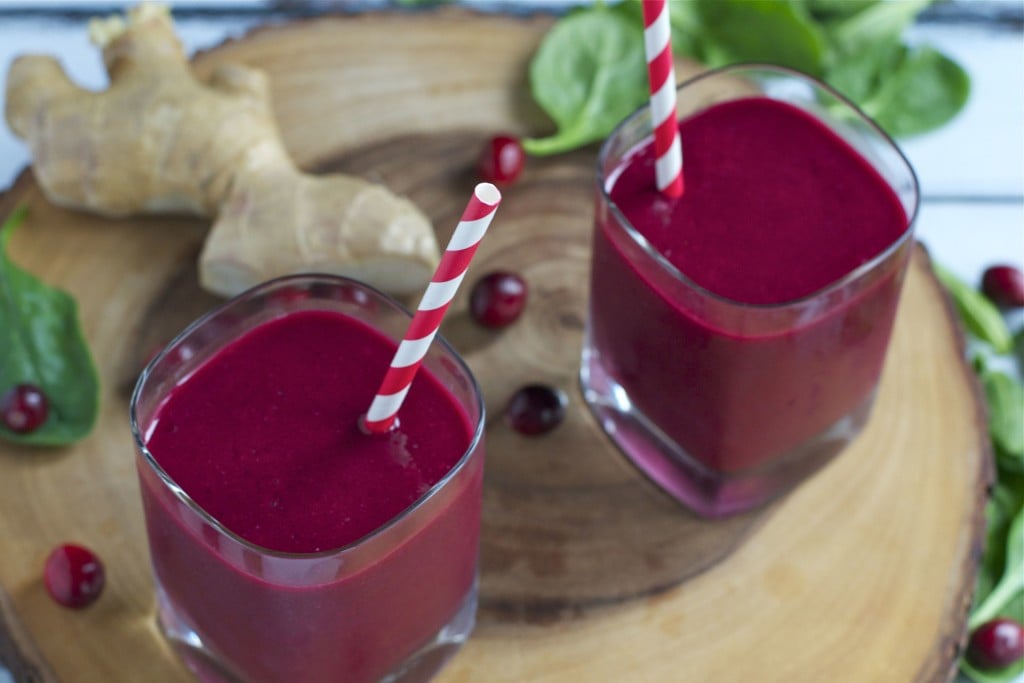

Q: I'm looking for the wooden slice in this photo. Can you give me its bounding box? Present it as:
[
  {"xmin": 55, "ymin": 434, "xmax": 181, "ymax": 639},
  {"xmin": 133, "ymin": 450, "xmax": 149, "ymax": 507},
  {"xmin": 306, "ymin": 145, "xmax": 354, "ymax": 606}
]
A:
[{"xmin": 0, "ymin": 8, "xmax": 989, "ymax": 683}]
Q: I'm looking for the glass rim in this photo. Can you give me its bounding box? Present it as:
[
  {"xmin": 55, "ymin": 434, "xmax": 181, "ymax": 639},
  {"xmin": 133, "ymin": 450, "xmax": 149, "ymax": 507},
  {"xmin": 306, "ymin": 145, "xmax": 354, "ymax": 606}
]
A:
[
  {"xmin": 597, "ymin": 62, "xmax": 922, "ymax": 311},
  {"xmin": 128, "ymin": 273, "xmax": 486, "ymax": 561}
]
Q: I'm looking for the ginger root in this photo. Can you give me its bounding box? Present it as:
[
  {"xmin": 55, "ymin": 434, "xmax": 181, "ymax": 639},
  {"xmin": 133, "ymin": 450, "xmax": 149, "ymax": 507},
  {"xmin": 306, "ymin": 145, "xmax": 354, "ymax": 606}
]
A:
[{"xmin": 4, "ymin": 3, "xmax": 439, "ymax": 297}]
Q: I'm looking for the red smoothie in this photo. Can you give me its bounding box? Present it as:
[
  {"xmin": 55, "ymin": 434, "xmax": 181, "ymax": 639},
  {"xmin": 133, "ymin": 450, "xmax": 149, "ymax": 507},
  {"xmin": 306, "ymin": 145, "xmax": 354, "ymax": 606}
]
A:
[
  {"xmin": 137, "ymin": 304, "xmax": 482, "ymax": 683},
  {"xmin": 587, "ymin": 95, "xmax": 914, "ymax": 514}
]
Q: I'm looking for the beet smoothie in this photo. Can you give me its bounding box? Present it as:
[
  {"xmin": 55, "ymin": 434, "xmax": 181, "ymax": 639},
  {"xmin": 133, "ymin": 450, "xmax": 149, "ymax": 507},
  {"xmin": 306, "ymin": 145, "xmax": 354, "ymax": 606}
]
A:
[
  {"xmin": 583, "ymin": 71, "xmax": 917, "ymax": 517},
  {"xmin": 132, "ymin": 278, "xmax": 484, "ymax": 683}
]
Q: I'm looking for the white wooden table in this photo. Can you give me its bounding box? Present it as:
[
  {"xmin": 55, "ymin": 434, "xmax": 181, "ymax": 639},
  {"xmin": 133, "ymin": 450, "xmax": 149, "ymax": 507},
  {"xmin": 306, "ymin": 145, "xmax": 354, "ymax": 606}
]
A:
[{"xmin": 0, "ymin": 2, "xmax": 1021, "ymax": 683}]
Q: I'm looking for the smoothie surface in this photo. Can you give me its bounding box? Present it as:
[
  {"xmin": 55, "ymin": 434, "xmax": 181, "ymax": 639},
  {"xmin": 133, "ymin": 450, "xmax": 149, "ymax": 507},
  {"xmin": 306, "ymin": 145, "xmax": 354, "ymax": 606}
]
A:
[
  {"xmin": 608, "ymin": 97, "xmax": 909, "ymax": 305},
  {"xmin": 145, "ymin": 309, "xmax": 474, "ymax": 554}
]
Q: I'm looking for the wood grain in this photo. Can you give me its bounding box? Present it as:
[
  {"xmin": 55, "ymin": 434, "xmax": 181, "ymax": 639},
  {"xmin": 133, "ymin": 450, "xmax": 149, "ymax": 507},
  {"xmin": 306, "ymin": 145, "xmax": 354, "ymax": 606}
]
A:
[
  {"xmin": 0, "ymin": 582, "xmax": 55, "ymax": 683},
  {"xmin": 0, "ymin": 8, "xmax": 989, "ymax": 683}
]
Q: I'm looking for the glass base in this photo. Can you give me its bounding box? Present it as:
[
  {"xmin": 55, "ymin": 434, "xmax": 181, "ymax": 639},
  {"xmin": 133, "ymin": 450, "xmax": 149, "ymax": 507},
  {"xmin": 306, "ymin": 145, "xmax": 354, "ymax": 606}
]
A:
[
  {"xmin": 580, "ymin": 347, "xmax": 875, "ymax": 518},
  {"xmin": 156, "ymin": 581, "xmax": 477, "ymax": 683}
]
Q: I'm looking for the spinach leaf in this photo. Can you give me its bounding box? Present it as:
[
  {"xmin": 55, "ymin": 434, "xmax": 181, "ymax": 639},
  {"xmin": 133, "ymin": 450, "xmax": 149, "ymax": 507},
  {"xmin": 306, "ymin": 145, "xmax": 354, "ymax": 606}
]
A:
[
  {"xmin": 1014, "ymin": 328, "xmax": 1024, "ymax": 368},
  {"xmin": 665, "ymin": 0, "xmax": 704, "ymax": 60},
  {"xmin": 825, "ymin": 0, "xmax": 931, "ymax": 52},
  {"xmin": 970, "ymin": 500, "xmax": 1024, "ymax": 618},
  {"xmin": 0, "ymin": 207, "xmax": 99, "ymax": 446},
  {"xmin": 983, "ymin": 371, "xmax": 1024, "ymax": 467},
  {"xmin": 523, "ymin": 0, "xmax": 968, "ymax": 156},
  {"xmin": 941, "ymin": 267, "xmax": 1024, "ymax": 683},
  {"xmin": 935, "ymin": 265, "xmax": 1013, "ymax": 354},
  {"xmin": 961, "ymin": 658, "xmax": 1024, "ymax": 683},
  {"xmin": 522, "ymin": 4, "xmax": 648, "ymax": 156},
  {"xmin": 975, "ymin": 472, "xmax": 1024, "ymax": 607},
  {"xmin": 975, "ymin": 500, "xmax": 1002, "ymax": 605},
  {"xmin": 861, "ymin": 45, "xmax": 970, "ymax": 138},
  {"xmin": 824, "ymin": 41, "xmax": 904, "ymax": 107},
  {"xmin": 806, "ymin": 0, "xmax": 881, "ymax": 20},
  {"xmin": 614, "ymin": 0, "xmax": 704, "ymax": 60},
  {"xmin": 821, "ymin": 0, "xmax": 930, "ymax": 104},
  {"xmin": 819, "ymin": 1, "xmax": 967, "ymax": 138},
  {"xmin": 695, "ymin": 0, "xmax": 827, "ymax": 75},
  {"xmin": 966, "ymin": 504, "xmax": 1024, "ymax": 683}
]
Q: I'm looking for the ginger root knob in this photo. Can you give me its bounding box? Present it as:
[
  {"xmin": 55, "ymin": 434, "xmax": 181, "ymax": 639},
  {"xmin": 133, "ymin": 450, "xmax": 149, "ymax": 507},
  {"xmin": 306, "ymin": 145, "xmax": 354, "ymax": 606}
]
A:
[{"xmin": 4, "ymin": 3, "xmax": 440, "ymax": 297}]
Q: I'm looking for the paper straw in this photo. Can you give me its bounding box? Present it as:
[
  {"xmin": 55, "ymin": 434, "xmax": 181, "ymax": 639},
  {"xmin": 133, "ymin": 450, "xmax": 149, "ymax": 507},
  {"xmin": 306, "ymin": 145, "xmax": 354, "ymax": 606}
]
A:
[
  {"xmin": 363, "ymin": 183, "xmax": 502, "ymax": 434},
  {"xmin": 642, "ymin": 0, "xmax": 684, "ymax": 198}
]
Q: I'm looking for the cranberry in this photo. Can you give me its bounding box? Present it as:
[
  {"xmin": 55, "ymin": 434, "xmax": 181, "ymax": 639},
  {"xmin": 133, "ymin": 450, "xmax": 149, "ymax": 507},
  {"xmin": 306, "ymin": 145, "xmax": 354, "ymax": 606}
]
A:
[
  {"xmin": 44, "ymin": 543, "xmax": 105, "ymax": 609},
  {"xmin": 477, "ymin": 135, "xmax": 525, "ymax": 186},
  {"xmin": 469, "ymin": 271, "xmax": 528, "ymax": 328},
  {"xmin": 1, "ymin": 383, "xmax": 49, "ymax": 434},
  {"xmin": 981, "ymin": 265, "xmax": 1024, "ymax": 308},
  {"xmin": 505, "ymin": 384, "xmax": 566, "ymax": 436},
  {"xmin": 967, "ymin": 618, "xmax": 1024, "ymax": 670}
]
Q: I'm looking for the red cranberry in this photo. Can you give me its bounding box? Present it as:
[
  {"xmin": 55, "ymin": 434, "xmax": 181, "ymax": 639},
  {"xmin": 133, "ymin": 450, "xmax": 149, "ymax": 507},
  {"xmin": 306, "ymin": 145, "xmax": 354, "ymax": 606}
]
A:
[
  {"xmin": 469, "ymin": 271, "xmax": 528, "ymax": 328},
  {"xmin": 1, "ymin": 383, "xmax": 49, "ymax": 434},
  {"xmin": 44, "ymin": 544, "xmax": 105, "ymax": 609},
  {"xmin": 981, "ymin": 265, "xmax": 1024, "ymax": 308},
  {"xmin": 477, "ymin": 135, "xmax": 525, "ymax": 186},
  {"xmin": 967, "ymin": 618, "xmax": 1024, "ymax": 670},
  {"xmin": 505, "ymin": 384, "xmax": 566, "ymax": 436}
]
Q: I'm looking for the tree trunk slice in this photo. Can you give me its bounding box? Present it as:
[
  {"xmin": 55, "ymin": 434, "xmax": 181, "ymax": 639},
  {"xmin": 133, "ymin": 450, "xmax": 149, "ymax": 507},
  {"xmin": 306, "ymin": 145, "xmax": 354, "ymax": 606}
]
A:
[
  {"xmin": 0, "ymin": 8, "xmax": 990, "ymax": 683},
  {"xmin": 0, "ymin": 582, "xmax": 56, "ymax": 683}
]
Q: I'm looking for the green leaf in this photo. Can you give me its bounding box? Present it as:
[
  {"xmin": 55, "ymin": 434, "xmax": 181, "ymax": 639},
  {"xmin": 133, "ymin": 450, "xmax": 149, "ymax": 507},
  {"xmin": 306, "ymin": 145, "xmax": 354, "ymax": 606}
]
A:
[
  {"xmin": 972, "ymin": 349, "xmax": 990, "ymax": 376},
  {"xmin": 0, "ymin": 207, "xmax": 99, "ymax": 446},
  {"xmin": 975, "ymin": 472, "xmax": 1024, "ymax": 607},
  {"xmin": 824, "ymin": 41, "xmax": 904, "ymax": 107},
  {"xmin": 964, "ymin": 498, "xmax": 1024, "ymax": 680},
  {"xmin": 861, "ymin": 45, "xmax": 970, "ymax": 138},
  {"xmin": 523, "ymin": 0, "xmax": 968, "ymax": 156},
  {"xmin": 695, "ymin": 0, "xmax": 827, "ymax": 75},
  {"xmin": 982, "ymin": 371, "xmax": 1024, "ymax": 466},
  {"xmin": 522, "ymin": 4, "xmax": 649, "ymax": 157},
  {"xmin": 666, "ymin": 0, "xmax": 704, "ymax": 58},
  {"xmin": 1001, "ymin": 588, "xmax": 1024, "ymax": 626},
  {"xmin": 955, "ymin": 259, "xmax": 1024, "ymax": 682},
  {"xmin": 613, "ymin": 0, "xmax": 704, "ymax": 59},
  {"xmin": 935, "ymin": 264, "xmax": 1013, "ymax": 354},
  {"xmin": 825, "ymin": 0, "xmax": 932, "ymax": 53},
  {"xmin": 969, "ymin": 503, "xmax": 1024, "ymax": 629},
  {"xmin": 962, "ymin": 532, "xmax": 1019, "ymax": 679},
  {"xmin": 1013, "ymin": 328, "xmax": 1024, "ymax": 369},
  {"xmin": 806, "ymin": 0, "xmax": 881, "ymax": 20},
  {"xmin": 975, "ymin": 500, "xmax": 1001, "ymax": 604},
  {"xmin": 817, "ymin": 1, "xmax": 967, "ymax": 138},
  {"xmin": 821, "ymin": 0, "xmax": 931, "ymax": 104},
  {"xmin": 961, "ymin": 657, "xmax": 1024, "ymax": 683},
  {"xmin": 520, "ymin": 5, "xmax": 647, "ymax": 157}
]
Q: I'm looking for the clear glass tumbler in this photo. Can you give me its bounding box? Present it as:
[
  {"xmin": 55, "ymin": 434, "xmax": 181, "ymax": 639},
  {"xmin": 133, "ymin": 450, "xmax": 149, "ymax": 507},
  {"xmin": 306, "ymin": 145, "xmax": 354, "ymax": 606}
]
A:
[
  {"xmin": 130, "ymin": 275, "xmax": 485, "ymax": 683},
  {"xmin": 581, "ymin": 65, "xmax": 918, "ymax": 518}
]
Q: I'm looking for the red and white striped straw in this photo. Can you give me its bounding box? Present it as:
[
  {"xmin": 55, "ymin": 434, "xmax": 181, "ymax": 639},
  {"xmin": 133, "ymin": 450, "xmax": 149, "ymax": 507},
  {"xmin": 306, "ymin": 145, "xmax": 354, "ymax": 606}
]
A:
[
  {"xmin": 641, "ymin": 0, "xmax": 684, "ymax": 198},
  {"xmin": 363, "ymin": 183, "xmax": 502, "ymax": 434}
]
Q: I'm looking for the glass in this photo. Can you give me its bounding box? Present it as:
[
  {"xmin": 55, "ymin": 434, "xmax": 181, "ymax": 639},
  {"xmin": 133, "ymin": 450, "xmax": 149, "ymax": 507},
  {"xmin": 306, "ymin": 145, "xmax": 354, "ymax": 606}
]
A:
[
  {"xmin": 130, "ymin": 275, "xmax": 485, "ymax": 683},
  {"xmin": 580, "ymin": 65, "xmax": 919, "ymax": 518}
]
